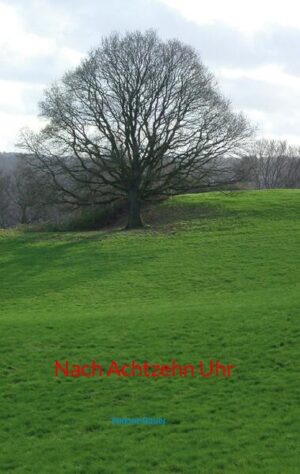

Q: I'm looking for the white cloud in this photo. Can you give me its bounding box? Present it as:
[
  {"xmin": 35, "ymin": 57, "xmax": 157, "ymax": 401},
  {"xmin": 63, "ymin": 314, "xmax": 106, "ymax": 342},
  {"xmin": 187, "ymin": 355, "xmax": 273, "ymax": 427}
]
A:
[
  {"xmin": 159, "ymin": 0, "xmax": 300, "ymax": 33},
  {"xmin": 0, "ymin": 111, "xmax": 43, "ymax": 152},
  {"xmin": 218, "ymin": 64, "xmax": 300, "ymax": 88},
  {"xmin": 0, "ymin": 3, "xmax": 82, "ymax": 63},
  {"xmin": 0, "ymin": 80, "xmax": 24, "ymax": 113},
  {"xmin": 0, "ymin": 3, "xmax": 56, "ymax": 57},
  {"xmin": 60, "ymin": 47, "xmax": 84, "ymax": 66},
  {"xmin": 0, "ymin": 80, "xmax": 45, "ymax": 113}
]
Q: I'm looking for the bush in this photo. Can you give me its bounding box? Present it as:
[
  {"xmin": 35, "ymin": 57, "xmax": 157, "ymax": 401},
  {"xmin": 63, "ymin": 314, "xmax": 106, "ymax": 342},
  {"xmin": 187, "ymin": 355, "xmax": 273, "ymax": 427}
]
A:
[{"xmin": 24, "ymin": 201, "xmax": 126, "ymax": 232}]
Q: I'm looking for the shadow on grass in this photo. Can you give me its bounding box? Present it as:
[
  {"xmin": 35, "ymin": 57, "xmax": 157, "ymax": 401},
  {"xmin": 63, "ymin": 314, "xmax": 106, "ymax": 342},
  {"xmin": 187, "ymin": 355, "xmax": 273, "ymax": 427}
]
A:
[{"xmin": 0, "ymin": 230, "xmax": 162, "ymax": 304}]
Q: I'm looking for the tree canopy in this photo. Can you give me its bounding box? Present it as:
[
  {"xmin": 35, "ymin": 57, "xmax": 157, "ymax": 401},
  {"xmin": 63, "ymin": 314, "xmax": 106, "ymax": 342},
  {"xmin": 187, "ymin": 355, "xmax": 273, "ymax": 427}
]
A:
[{"xmin": 21, "ymin": 30, "xmax": 253, "ymax": 228}]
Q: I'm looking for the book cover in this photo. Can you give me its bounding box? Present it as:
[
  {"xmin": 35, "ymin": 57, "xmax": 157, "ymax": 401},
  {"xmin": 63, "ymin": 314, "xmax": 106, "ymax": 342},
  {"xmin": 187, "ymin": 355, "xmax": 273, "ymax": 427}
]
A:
[{"xmin": 0, "ymin": 1, "xmax": 299, "ymax": 473}]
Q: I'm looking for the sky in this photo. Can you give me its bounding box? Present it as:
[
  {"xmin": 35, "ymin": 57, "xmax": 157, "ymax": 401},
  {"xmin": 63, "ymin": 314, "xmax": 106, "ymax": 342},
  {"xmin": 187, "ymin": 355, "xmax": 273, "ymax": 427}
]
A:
[{"xmin": 1, "ymin": 0, "xmax": 300, "ymax": 151}]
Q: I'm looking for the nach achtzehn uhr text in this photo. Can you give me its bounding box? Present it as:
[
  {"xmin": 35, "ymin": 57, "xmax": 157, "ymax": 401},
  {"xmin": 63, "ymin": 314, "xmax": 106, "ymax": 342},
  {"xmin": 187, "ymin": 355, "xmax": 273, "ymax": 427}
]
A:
[{"xmin": 54, "ymin": 359, "xmax": 236, "ymax": 378}]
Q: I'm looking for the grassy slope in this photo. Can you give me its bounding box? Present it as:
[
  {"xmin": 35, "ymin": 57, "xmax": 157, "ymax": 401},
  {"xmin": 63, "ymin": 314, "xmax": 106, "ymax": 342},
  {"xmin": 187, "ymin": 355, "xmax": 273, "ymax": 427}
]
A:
[{"xmin": 0, "ymin": 190, "xmax": 299, "ymax": 474}]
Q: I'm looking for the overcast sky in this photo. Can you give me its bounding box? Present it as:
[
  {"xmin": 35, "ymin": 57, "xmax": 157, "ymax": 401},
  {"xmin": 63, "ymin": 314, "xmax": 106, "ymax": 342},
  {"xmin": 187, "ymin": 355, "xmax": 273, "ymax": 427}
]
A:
[{"xmin": 1, "ymin": 0, "xmax": 300, "ymax": 151}]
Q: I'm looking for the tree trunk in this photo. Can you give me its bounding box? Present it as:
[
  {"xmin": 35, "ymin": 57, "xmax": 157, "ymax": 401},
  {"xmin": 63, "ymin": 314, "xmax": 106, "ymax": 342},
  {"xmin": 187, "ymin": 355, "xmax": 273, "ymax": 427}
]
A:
[
  {"xmin": 20, "ymin": 206, "xmax": 28, "ymax": 224},
  {"xmin": 126, "ymin": 189, "xmax": 143, "ymax": 229}
]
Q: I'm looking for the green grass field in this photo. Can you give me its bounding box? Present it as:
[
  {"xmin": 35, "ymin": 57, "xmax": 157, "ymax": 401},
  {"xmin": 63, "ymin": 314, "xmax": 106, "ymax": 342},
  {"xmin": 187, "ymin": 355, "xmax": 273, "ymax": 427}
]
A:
[{"xmin": 1, "ymin": 190, "xmax": 299, "ymax": 473}]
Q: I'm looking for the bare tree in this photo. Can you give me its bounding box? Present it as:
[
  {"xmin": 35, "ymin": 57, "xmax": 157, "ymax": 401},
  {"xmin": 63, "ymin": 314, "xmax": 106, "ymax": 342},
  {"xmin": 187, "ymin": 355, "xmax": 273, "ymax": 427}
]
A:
[
  {"xmin": 0, "ymin": 170, "xmax": 12, "ymax": 228},
  {"xmin": 12, "ymin": 158, "xmax": 52, "ymax": 223},
  {"xmin": 20, "ymin": 30, "xmax": 252, "ymax": 229},
  {"xmin": 235, "ymin": 139, "xmax": 300, "ymax": 189},
  {"xmin": 283, "ymin": 154, "xmax": 300, "ymax": 188}
]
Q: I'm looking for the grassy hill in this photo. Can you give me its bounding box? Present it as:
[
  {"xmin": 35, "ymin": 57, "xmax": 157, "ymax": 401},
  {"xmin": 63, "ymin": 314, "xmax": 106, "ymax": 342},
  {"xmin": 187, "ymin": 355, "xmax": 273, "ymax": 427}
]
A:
[{"xmin": 0, "ymin": 190, "xmax": 299, "ymax": 473}]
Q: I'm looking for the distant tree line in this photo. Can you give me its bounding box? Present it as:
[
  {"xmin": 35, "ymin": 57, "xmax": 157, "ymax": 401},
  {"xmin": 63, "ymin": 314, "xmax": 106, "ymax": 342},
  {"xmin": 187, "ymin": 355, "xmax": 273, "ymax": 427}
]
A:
[
  {"xmin": 0, "ymin": 153, "xmax": 64, "ymax": 228},
  {"xmin": 234, "ymin": 139, "xmax": 300, "ymax": 189}
]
